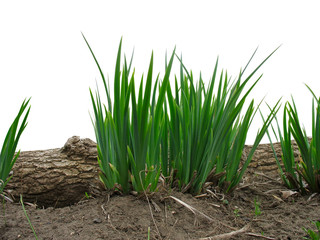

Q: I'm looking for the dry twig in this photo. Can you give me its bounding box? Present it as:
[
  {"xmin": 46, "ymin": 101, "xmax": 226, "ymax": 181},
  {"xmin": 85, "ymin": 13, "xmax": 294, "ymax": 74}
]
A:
[
  {"xmin": 307, "ymin": 192, "xmax": 318, "ymax": 202},
  {"xmin": 169, "ymin": 196, "xmax": 213, "ymax": 222},
  {"xmin": 246, "ymin": 232, "xmax": 276, "ymax": 239},
  {"xmin": 199, "ymin": 224, "xmax": 249, "ymax": 240}
]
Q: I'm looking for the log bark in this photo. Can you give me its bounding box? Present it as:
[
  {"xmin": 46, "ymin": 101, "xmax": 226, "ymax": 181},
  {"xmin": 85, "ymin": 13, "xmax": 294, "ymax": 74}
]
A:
[
  {"xmin": 6, "ymin": 136, "xmax": 103, "ymax": 208},
  {"xmin": 4, "ymin": 135, "xmax": 306, "ymax": 208},
  {"xmin": 243, "ymin": 139, "xmax": 303, "ymax": 179}
]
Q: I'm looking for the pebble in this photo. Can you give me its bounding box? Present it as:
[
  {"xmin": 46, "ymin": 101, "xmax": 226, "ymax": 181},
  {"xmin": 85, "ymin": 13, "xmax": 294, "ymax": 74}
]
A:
[{"xmin": 93, "ymin": 218, "xmax": 102, "ymax": 224}]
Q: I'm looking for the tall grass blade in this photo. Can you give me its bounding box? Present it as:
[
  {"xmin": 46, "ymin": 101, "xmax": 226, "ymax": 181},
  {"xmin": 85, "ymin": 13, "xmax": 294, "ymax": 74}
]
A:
[
  {"xmin": 85, "ymin": 36, "xmax": 130, "ymax": 192},
  {"xmin": 0, "ymin": 98, "xmax": 30, "ymax": 193},
  {"xmin": 268, "ymin": 85, "xmax": 320, "ymax": 193},
  {"xmin": 20, "ymin": 195, "xmax": 38, "ymax": 240}
]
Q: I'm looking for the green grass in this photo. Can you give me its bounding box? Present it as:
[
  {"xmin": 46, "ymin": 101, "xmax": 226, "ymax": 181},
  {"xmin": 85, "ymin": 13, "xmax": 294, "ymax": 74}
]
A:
[
  {"xmin": 266, "ymin": 85, "xmax": 320, "ymax": 194},
  {"xmin": 303, "ymin": 221, "xmax": 320, "ymax": 240},
  {"xmin": 166, "ymin": 50, "xmax": 280, "ymax": 194},
  {"xmin": 85, "ymin": 35, "xmax": 131, "ymax": 193},
  {"xmin": 85, "ymin": 34, "xmax": 176, "ymax": 193},
  {"xmin": 0, "ymin": 98, "xmax": 30, "ymax": 194},
  {"xmin": 254, "ymin": 198, "xmax": 261, "ymax": 216},
  {"xmin": 20, "ymin": 195, "xmax": 38, "ymax": 240},
  {"xmin": 85, "ymin": 35, "xmax": 280, "ymax": 194}
]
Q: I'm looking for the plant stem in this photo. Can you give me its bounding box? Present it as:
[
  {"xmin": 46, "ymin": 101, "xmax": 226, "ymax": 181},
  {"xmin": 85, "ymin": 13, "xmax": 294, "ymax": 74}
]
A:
[{"xmin": 20, "ymin": 195, "xmax": 38, "ymax": 240}]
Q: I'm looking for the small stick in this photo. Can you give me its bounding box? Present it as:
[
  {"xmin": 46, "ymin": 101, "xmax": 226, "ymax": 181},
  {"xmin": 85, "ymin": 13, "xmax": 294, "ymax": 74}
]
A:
[
  {"xmin": 195, "ymin": 193, "xmax": 208, "ymax": 198},
  {"xmin": 206, "ymin": 189, "xmax": 225, "ymax": 201},
  {"xmin": 0, "ymin": 193, "xmax": 13, "ymax": 203},
  {"xmin": 169, "ymin": 196, "xmax": 213, "ymax": 222},
  {"xmin": 199, "ymin": 224, "xmax": 249, "ymax": 240},
  {"xmin": 246, "ymin": 233, "xmax": 276, "ymax": 239},
  {"xmin": 208, "ymin": 203, "xmax": 221, "ymax": 208},
  {"xmin": 307, "ymin": 192, "xmax": 318, "ymax": 202}
]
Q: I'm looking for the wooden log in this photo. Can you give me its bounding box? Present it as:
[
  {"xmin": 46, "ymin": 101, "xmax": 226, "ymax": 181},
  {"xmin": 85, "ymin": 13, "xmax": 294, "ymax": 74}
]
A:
[
  {"xmin": 4, "ymin": 135, "xmax": 306, "ymax": 208},
  {"xmin": 6, "ymin": 136, "xmax": 103, "ymax": 208}
]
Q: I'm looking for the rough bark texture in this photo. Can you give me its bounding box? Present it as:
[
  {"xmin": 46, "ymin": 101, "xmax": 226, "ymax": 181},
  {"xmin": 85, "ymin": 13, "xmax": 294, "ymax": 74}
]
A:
[
  {"xmin": 6, "ymin": 136, "xmax": 103, "ymax": 208},
  {"xmin": 5, "ymin": 135, "xmax": 305, "ymax": 208},
  {"xmin": 244, "ymin": 140, "xmax": 302, "ymax": 179}
]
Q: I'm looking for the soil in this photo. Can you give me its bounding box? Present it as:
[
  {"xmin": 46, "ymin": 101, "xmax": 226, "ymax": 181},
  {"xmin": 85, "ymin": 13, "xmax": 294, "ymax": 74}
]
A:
[{"xmin": 1, "ymin": 142, "xmax": 320, "ymax": 240}]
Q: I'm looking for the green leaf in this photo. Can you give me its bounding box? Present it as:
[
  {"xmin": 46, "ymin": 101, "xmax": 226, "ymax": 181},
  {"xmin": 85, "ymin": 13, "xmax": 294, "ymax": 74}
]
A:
[{"xmin": 0, "ymin": 98, "xmax": 30, "ymax": 193}]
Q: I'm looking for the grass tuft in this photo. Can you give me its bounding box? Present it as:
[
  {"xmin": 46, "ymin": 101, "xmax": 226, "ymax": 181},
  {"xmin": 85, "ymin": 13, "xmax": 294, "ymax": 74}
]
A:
[
  {"xmin": 266, "ymin": 85, "xmax": 320, "ymax": 194},
  {"xmin": 0, "ymin": 98, "xmax": 30, "ymax": 194},
  {"xmin": 85, "ymin": 34, "xmax": 280, "ymax": 194}
]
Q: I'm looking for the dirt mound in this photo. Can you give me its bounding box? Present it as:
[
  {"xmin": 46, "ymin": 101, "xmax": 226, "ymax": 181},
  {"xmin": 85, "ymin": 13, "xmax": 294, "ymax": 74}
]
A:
[{"xmin": 1, "ymin": 140, "xmax": 319, "ymax": 239}]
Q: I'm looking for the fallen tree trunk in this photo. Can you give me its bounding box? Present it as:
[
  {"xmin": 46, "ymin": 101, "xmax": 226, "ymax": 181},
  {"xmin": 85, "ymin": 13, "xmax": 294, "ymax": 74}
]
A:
[
  {"xmin": 5, "ymin": 135, "xmax": 305, "ymax": 208},
  {"xmin": 6, "ymin": 136, "xmax": 103, "ymax": 208}
]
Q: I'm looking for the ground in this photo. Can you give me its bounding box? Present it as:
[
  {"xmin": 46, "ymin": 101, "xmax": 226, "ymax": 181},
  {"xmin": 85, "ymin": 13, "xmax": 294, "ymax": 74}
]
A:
[{"xmin": 1, "ymin": 143, "xmax": 319, "ymax": 240}]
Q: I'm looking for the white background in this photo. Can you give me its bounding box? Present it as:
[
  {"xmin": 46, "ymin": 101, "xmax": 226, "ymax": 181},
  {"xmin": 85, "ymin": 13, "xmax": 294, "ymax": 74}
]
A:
[{"xmin": 0, "ymin": 1, "xmax": 319, "ymax": 151}]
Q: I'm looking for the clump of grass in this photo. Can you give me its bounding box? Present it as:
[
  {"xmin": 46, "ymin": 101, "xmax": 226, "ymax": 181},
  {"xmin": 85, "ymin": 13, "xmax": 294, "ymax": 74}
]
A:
[
  {"xmin": 85, "ymin": 34, "xmax": 280, "ymax": 194},
  {"xmin": 85, "ymin": 36, "xmax": 131, "ymax": 193},
  {"xmin": 166, "ymin": 49, "xmax": 280, "ymax": 194},
  {"xmin": 266, "ymin": 85, "xmax": 320, "ymax": 194},
  {"xmin": 0, "ymin": 98, "xmax": 30, "ymax": 194},
  {"xmin": 128, "ymin": 49, "xmax": 175, "ymax": 192},
  {"xmin": 85, "ymin": 34, "xmax": 175, "ymax": 193},
  {"xmin": 0, "ymin": 99, "xmax": 30, "ymax": 227}
]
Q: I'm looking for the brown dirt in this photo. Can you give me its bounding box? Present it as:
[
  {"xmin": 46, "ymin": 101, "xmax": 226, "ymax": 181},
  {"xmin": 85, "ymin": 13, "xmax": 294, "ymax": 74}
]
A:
[{"xmin": 1, "ymin": 142, "xmax": 320, "ymax": 240}]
